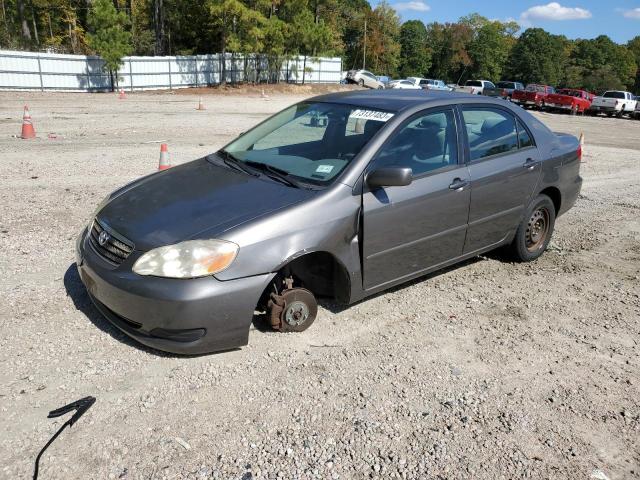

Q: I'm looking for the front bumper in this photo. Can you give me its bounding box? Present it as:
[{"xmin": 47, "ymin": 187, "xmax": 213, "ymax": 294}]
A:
[{"xmin": 75, "ymin": 228, "xmax": 273, "ymax": 355}]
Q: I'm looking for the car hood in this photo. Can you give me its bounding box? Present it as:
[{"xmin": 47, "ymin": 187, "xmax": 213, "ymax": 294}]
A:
[{"xmin": 96, "ymin": 157, "xmax": 316, "ymax": 251}]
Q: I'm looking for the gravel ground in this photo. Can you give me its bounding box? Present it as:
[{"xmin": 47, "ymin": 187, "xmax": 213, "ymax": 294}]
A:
[{"xmin": 0, "ymin": 90, "xmax": 639, "ymax": 480}]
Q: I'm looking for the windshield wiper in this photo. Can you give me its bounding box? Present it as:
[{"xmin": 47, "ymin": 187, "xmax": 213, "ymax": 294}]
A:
[
  {"xmin": 244, "ymin": 161, "xmax": 304, "ymax": 189},
  {"xmin": 216, "ymin": 150, "xmax": 259, "ymax": 177}
]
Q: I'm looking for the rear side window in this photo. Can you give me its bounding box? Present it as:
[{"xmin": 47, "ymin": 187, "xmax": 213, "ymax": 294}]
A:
[
  {"xmin": 462, "ymin": 108, "xmax": 518, "ymax": 161},
  {"xmin": 516, "ymin": 119, "xmax": 534, "ymax": 148},
  {"xmin": 375, "ymin": 109, "xmax": 458, "ymax": 176}
]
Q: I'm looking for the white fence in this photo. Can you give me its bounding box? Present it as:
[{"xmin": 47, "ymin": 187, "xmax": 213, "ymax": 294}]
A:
[{"xmin": 0, "ymin": 50, "xmax": 343, "ymax": 91}]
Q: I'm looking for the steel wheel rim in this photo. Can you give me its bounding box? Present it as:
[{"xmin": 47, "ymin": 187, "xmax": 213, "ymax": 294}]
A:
[{"xmin": 525, "ymin": 207, "xmax": 550, "ymax": 252}]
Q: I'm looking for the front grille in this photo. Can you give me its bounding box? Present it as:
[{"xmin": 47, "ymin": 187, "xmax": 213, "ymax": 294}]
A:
[{"xmin": 88, "ymin": 219, "xmax": 134, "ymax": 265}]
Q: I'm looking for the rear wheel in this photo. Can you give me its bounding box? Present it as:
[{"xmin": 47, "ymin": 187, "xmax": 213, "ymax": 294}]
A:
[
  {"xmin": 508, "ymin": 195, "xmax": 556, "ymax": 262},
  {"xmin": 359, "ymin": 79, "xmax": 365, "ymax": 88}
]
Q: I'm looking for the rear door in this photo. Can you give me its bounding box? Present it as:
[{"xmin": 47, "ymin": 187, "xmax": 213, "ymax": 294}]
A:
[
  {"xmin": 460, "ymin": 106, "xmax": 541, "ymax": 254},
  {"xmin": 362, "ymin": 108, "xmax": 470, "ymax": 290}
]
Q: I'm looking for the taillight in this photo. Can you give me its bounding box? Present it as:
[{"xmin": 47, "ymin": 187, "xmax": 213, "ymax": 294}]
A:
[{"xmin": 577, "ymin": 144, "xmax": 582, "ymax": 162}]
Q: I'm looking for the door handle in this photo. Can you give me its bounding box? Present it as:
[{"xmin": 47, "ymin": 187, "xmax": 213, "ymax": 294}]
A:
[
  {"xmin": 449, "ymin": 178, "xmax": 469, "ymax": 191},
  {"xmin": 523, "ymin": 158, "xmax": 539, "ymax": 170}
]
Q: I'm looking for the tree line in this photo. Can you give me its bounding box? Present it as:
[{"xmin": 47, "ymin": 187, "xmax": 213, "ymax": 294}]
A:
[{"xmin": 1, "ymin": 0, "xmax": 638, "ymax": 93}]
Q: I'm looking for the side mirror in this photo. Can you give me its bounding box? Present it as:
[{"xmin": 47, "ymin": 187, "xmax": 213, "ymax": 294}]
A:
[{"xmin": 366, "ymin": 167, "xmax": 413, "ymax": 189}]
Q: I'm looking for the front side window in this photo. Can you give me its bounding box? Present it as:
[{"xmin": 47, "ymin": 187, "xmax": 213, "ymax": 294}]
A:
[
  {"xmin": 462, "ymin": 108, "xmax": 518, "ymax": 161},
  {"xmin": 223, "ymin": 102, "xmax": 391, "ymax": 186},
  {"xmin": 373, "ymin": 109, "xmax": 458, "ymax": 176}
]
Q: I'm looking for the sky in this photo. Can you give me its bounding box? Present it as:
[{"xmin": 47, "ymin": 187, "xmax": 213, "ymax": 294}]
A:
[{"xmin": 377, "ymin": 1, "xmax": 640, "ymax": 44}]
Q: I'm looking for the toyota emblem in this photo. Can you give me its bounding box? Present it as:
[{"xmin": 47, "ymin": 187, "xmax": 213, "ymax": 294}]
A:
[{"xmin": 98, "ymin": 230, "xmax": 110, "ymax": 246}]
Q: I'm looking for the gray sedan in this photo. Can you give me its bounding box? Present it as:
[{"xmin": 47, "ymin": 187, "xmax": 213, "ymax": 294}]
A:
[{"xmin": 76, "ymin": 91, "xmax": 582, "ymax": 354}]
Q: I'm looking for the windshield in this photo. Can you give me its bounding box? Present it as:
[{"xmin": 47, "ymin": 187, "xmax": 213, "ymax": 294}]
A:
[
  {"xmin": 221, "ymin": 102, "xmax": 392, "ymax": 187},
  {"xmin": 603, "ymin": 91, "xmax": 625, "ymax": 99}
]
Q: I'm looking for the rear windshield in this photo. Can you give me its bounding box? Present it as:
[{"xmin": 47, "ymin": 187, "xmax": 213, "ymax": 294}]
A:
[
  {"xmin": 526, "ymin": 85, "xmax": 546, "ymax": 93},
  {"xmin": 603, "ymin": 91, "xmax": 625, "ymax": 99},
  {"xmin": 466, "ymin": 81, "xmax": 482, "ymax": 87},
  {"xmin": 496, "ymin": 82, "xmax": 515, "ymax": 89},
  {"xmin": 222, "ymin": 102, "xmax": 391, "ymax": 187},
  {"xmin": 558, "ymin": 89, "xmax": 583, "ymax": 97}
]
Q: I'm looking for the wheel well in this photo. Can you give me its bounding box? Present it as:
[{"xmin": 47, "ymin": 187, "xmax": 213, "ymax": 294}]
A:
[
  {"xmin": 266, "ymin": 252, "xmax": 351, "ymax": 305},
  {"xmin": 540, "ymin": 187, "xmax": 561, "ymax": 215}
]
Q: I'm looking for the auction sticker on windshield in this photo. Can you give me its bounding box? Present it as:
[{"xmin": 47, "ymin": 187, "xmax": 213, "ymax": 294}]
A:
[{"xmin": 349, "ymin": 109, "xmax": 394, "ymax": 122}]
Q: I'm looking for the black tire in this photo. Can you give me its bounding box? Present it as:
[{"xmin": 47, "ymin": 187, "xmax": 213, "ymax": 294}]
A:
[
  {"xmin": 508, "ymin": 195, "xmax": 556, "ymax": 262},
  {"xmin": 358, "ymin": 79, "xmax": 365, "ymax": 88},
  {"xmin": 279, "ymin": 288, "xmax": 318, "ymax": 333}
]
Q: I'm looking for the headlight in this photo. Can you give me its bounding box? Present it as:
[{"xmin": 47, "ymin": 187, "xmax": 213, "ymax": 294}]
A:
[{"xmin": 132, "ymin": 239, "xmax": 239, "ymax": 279}]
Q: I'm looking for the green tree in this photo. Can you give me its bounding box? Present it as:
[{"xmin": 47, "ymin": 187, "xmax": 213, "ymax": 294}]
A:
[
  {"xmin": 628, "ymin": 36, "xmax": 640, "ymax": 93},
  {"xmin": 468, "ymin": 20, "xmax": 517, "ymax": 80},
  {"xmin": 88, "ymin": 0, "xmax": 133, "ymax": 90},
  {"xmin": 362, "ymin": 1, "xmax": 400, "ymax": 76},
  {"xmin": 505, "ymin": 28, "xmax": 567, "ymax": 85},
  {"xmin": 426, "ymin": 21, "xmax": 473, "ymax": 83},
  {"xmin": 398, "ymin": 20, "xmax": 430, "ymax": 78}
]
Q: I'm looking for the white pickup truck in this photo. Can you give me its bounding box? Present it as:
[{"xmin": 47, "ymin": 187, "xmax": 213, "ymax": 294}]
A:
[
  {"xmin": 454, "ymin": 79, "xmax": 495, "ymax": 95},
  {"xmin": 588, "ymin": 91, "xmax": 637, "ymax": 117}
]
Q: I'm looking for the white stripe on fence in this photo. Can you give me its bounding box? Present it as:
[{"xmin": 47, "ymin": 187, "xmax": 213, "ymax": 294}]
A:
[{"xmin": 0, "ymin": 50, "xmax": 343, "ymax": 91}]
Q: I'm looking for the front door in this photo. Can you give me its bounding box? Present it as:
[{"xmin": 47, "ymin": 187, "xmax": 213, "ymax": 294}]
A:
[
  {"xmin": 362, "ymin": 108, "xmax": 471, "ymax": 290},
  {"xmin": 460, "ymin": 106, "xmax": 542, "ymax": 253}
]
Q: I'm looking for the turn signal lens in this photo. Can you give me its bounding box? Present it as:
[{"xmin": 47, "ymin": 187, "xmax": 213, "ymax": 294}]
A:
[{"xmin": 133, "ymin": 239, "xmax": 239, "ymax": 278}]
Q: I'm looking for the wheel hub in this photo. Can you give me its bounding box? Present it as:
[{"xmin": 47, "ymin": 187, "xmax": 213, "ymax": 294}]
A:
[{"xmin": 284, "ymin": 301, "xmax": 310, "ymax": 327}]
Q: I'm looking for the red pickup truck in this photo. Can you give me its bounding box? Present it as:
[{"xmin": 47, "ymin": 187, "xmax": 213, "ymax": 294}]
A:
[
  {"xmin": 511, "ymin": 84, "xmax": 556, "ymax": 109},
  {"xmin": 545, "ymin": 89, "xmax": 594, "ymax": 114}
]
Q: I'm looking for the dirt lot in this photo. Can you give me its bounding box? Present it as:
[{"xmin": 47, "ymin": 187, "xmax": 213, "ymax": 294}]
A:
[{"xmin": 0, "ymin": 89, "xmax": 638, "ymax": 480}]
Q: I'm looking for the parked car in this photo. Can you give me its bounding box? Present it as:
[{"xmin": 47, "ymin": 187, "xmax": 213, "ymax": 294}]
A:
[
  {"xmin": 545, "ymin": 89, "xmax": 593, "ymax": 114},
  {"xmin": 345, "ymin": 69, "xmax": 385, "ymax": 89},
  {"xmin": 387, "ymin": 79, "xmax": 422, "ymax": 90},
  {"xmin": 511, "ymin": 84, "xmax": 556, "ymax": 109},
  {"xmin": 454, "ymin": 80, "xmax": 496, "ymax": 95},
  {"xmin": 422, "ymin": 79, "xmax": 453, "ymax": 91},
  {"xmin": 588, "ymin": 91, "xmax": 637, "ymax": 117},
  {"xmin": 634, "ymin": 98, "xmax": 640, "ymax": 119},
  {"xmin": 484, "ymin": 81, "xmax": 525, "ymax": 100},
  {"xmin": 77, "ymin": 90, "xmax": 582, "ymax": 355}
]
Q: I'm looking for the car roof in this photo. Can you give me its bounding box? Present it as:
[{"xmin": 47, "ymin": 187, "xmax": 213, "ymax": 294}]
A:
[{"xmin": 310, "ymin": 89, "xmax": 479, "ymax": 113}]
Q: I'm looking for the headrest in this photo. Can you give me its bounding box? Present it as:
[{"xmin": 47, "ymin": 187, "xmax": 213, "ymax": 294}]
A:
[
  {"xmin": 416, "ymin": 114, "xmax": 447, "ymax": 129},
  {"xmin": 363, "ymin": 120, "xmax": 383, "ymax": 136}
]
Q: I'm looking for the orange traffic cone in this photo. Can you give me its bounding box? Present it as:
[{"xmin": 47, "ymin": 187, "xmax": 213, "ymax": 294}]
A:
[
  {"xmin": 196, "ymin": 97, "xmax": 206, "ymax": 110},
  {"xmin": 158, "ymin": 143, "xmax": 171, "ymax": 170},
  {"xmin": 21, "ymin": 105, "xmax": 36, "ymax": 139},
  {"xmin": 118, "ymin": 88, "xmax": 126, "ymax": 100}
]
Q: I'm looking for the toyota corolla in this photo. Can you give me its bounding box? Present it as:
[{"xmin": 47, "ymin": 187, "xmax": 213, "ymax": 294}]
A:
[{"xmin": 76, "ymin": 90, "xmax": 582, "ymax": 354}]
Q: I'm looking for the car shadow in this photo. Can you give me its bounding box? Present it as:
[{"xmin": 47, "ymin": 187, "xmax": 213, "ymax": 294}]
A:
[
  {"xmin": 63, "ymin": 263, "xmax": 219, "ymax": 358},
  {"xmin": 318, "ymin": 252, "xmax": 510, "ymax": 315}
]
